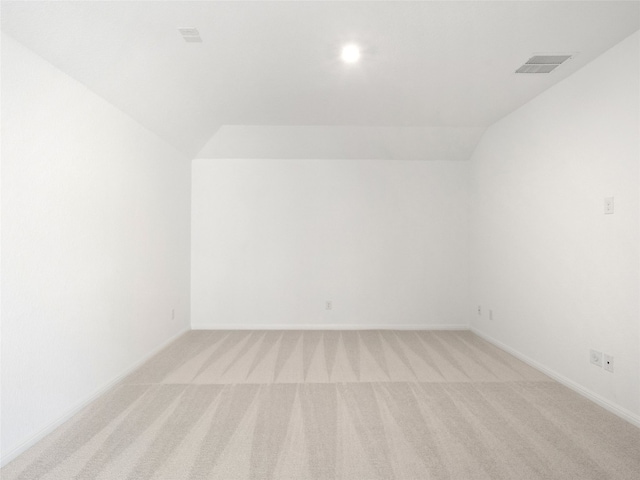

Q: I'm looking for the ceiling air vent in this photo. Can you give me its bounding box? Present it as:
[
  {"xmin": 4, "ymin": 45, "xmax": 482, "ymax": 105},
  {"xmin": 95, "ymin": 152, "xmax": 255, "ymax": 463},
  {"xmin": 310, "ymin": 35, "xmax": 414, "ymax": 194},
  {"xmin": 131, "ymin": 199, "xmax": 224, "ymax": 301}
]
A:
[
  {"xmin": 516, "ymin": 54, "xmax": 573, "ymax": 74},
  {"xmin": 179, "ymin": 27, "xmax": 202, "ymax": 43}
]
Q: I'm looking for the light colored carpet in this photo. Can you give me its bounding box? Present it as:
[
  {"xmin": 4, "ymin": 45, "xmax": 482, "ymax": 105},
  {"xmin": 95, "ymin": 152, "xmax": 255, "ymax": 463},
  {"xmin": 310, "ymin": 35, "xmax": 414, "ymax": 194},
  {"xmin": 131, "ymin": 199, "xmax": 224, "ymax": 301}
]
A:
[{"xmin": 2, "ymin": 330, "xmax": 639, "ymax": 479}]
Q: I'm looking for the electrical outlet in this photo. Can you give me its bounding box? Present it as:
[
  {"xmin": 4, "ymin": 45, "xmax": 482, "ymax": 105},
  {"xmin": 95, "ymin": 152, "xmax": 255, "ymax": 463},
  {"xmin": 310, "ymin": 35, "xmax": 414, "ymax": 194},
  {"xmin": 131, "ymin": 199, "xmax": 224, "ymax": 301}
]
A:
[
  {"xmin": 325, "ymin": 301, "xmax": 332, "ymax": 311},
  {"xmin": 590, "ymin": 349, "xmax": 603, "ymax": 367},
  {"xmin": 477, "ymin": 306, "xmax": 481, "ymax": 315},
  {"xmin": 604, "ymin": 197, "xmax": 614, "ymax": 214},
  {"xmin": 604, "ymin": 354, "xmax": 614, "ymax": 372}
]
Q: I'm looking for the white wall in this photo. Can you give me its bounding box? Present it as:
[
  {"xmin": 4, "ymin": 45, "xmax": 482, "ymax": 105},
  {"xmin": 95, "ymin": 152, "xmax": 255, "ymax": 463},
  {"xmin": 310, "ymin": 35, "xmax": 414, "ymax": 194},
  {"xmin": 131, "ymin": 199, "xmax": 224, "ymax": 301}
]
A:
[
  {"xmin": 469, "ymin": 31, "xmax": 640, "ymax": 421},
  {"xmin": 192, "ymin": 158, "xmax": 468, "ymax": 329},
  {"xmin": 196, "ymin": 125, "xmax": 486, "ymax": 162},
  {"xmin": 1, "ymin": 34, "xmax": 191, "ymax": 461}
]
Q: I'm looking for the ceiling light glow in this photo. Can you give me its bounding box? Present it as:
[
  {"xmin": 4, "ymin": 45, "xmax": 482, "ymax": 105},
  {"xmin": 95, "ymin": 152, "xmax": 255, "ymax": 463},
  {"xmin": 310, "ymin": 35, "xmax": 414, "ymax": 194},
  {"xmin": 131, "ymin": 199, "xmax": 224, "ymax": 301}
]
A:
[{"xmin": 341, "ymin": 44, "xmax": 361, "ymax": 63}]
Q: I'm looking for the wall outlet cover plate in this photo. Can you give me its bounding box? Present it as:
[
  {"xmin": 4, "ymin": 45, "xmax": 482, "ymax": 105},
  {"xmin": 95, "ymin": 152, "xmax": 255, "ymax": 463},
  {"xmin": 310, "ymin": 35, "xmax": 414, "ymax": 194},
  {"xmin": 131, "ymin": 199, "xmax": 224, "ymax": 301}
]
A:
[
  {"xmin": 590, "ymin": 349, "xmax": 603, "ymax": 367},
  {"xmin": 604, "ymin": 354, "xmax": 614, "ymax": 372}
]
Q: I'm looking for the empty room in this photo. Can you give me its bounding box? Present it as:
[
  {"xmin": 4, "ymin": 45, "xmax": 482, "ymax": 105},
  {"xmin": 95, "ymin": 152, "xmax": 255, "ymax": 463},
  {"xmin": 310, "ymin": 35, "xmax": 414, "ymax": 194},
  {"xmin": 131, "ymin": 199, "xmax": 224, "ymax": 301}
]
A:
[{"xmin": 1, "ymin": 0, "xmax": 639, "ymax": 479}]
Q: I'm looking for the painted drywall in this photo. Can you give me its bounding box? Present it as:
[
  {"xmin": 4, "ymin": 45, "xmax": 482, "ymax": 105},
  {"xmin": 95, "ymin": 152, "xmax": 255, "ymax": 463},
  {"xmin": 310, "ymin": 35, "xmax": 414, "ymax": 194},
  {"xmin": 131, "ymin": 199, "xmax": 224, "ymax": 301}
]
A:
[
  {"xmin": 1, "ymin": 34, "xmax": 191, "ymax": 461},
  {"xmin": 469, "ymin": 31, "xmax": 640, "ymax": 420},
  {"xmin": 3, "ymin": 1, "xmax": 639, "ymax": 158},
  {"xmin": 191, "ymin": 158, "xmax": 468, "ymax": 329},
  {"xmin": 196, "ymin": 125, "xmax": 486, "ymax": 161}
]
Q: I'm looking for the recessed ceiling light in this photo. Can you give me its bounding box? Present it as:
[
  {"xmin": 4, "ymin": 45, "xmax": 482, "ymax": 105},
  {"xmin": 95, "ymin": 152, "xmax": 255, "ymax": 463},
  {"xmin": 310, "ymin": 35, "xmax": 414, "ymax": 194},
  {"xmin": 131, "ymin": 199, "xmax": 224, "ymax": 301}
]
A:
[{"xmin": 341, "ymin": 44, "xmax": 361, "ymax": 63}]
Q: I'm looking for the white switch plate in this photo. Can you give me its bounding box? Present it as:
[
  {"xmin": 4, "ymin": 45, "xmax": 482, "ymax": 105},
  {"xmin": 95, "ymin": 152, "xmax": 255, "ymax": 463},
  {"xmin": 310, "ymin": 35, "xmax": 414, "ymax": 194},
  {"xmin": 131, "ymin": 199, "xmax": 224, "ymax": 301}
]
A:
[{"xmin": 604, "ymin": 197, "xmax": 614, "ymax": 214}]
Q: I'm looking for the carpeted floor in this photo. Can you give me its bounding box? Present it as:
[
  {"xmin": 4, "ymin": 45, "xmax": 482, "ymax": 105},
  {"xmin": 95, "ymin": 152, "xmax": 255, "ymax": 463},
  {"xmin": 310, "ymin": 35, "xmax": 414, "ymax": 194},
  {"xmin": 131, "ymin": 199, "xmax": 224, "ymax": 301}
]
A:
[{"xmin": 2, "ymin": 330, "xmax": 639, "ymax": 479}]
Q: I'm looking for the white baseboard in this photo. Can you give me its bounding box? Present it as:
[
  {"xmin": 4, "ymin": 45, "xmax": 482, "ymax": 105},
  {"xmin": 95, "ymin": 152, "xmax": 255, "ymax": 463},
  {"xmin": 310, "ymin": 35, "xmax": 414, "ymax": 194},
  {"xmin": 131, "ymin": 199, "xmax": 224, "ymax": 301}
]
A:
[
  {"xmin": 0, "ymin": 327, "xmax": 190, "ymax": 468},
  {"xmin": 191, "ymin": 323, "xmax": 470, "ymax": 331},
  {"xmin": 471, "ymin": 327, "xmax": 640, "ymax": 429}
]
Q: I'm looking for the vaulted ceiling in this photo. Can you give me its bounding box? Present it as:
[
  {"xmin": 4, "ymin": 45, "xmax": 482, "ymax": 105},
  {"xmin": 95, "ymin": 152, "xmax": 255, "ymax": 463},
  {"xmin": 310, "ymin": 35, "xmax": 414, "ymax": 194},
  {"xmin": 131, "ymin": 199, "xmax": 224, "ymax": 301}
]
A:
[{"xmin": 2, "ymin": 1, "xmax": 639, "ymax": 160}]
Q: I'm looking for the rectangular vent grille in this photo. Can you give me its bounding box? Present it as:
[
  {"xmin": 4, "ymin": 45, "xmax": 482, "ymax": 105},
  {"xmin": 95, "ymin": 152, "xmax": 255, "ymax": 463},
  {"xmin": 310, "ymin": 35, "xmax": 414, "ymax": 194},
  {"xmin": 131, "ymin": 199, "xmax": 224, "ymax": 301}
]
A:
[
  {"xmin": 516, "ymin": 64, "xmax": 560, "ymax": 74},
  {"xmin": 178, "ymin": 27, "xmax": 202, "ymax": 43},
  {"xmin": 516, "ymin": 54, "xmax": 573, "ymax": 74}
]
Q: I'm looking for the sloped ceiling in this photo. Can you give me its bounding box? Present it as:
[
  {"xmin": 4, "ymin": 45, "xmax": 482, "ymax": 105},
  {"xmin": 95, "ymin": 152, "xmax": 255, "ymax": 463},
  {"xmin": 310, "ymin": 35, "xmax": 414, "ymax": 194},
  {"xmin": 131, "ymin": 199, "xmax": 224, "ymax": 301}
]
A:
[{"xmin": 2, "ymin": 1, "xmax": 639, "ymax": 160}]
